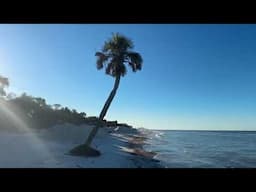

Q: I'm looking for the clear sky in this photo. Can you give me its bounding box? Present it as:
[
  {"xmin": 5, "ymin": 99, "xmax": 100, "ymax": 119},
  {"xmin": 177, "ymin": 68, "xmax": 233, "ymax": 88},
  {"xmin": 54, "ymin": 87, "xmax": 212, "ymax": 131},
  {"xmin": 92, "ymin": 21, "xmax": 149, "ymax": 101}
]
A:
[{"xmin": 0, "ymin": 24, "xmax": 256, "ymax": 130}]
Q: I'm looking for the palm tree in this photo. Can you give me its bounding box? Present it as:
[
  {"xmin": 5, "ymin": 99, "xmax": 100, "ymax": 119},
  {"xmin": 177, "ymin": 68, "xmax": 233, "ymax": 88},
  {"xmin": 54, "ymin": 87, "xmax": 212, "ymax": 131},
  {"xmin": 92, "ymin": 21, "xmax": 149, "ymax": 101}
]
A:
[{"xmin": 69, "ymin": 33, "xmax": 143, "ymax": 156}]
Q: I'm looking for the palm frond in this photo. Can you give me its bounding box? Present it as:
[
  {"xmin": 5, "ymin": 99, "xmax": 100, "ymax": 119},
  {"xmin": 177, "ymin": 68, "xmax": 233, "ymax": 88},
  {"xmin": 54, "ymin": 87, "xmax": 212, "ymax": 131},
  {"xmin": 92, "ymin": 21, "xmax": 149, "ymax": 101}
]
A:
[
  {"xmin": 126, "ymin": 52, "xmax": 143, "ymax": 72},
  {"xmin": 105, "ymin": 62, "xmax": 115, "ymax": 76},
  {"xmin": 128, "ymin": 62, "xmax": 136, "ymax": 72},
  {"xmin": 103, "ymin": 33, "xmax": 134, "ymax": 53},
  {"xmin": 95, "ymin": 52, "xmax": 108, "ymax": 70},
  {"xmin": 116, "ymin": 64, "xmax": 127, "ymax": 77}
]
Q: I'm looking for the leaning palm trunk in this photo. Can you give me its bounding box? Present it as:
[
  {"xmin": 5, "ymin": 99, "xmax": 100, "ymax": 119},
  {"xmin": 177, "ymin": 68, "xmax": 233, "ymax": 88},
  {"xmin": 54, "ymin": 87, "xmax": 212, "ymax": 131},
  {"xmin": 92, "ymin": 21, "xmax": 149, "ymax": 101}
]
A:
[
  {"xmin": 84, "ymin": 74, "xmax": 121, "ymax": 147},
  {"xmin": 69, "ymin": 75, "xmax": 121, "ymax": 156}
]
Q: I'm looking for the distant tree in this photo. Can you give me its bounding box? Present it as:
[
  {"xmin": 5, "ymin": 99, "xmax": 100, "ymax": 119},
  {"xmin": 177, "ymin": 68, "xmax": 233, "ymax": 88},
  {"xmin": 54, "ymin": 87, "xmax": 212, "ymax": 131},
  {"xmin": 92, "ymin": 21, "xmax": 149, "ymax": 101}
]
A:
[
  {"xmin": 21, "ymin": 92, "xmax": 27, "ymax": 97},
  {"xmin": 53, "ymin": 104, "xmax": 62, "ymax": 110},
  {"xmin": 70, "ymin": 33, "xmax": 143, "ymax": 156},
  {"xmin": 34, "ymin": 97, "xmax": 46, "ymax": 108},
  {"xmin": 0, "ymin": 75, "xmax": 9, "ymax": 96},
  {"xmin": 79, "ymin": 112, "xmax": 86, "ymax": 118},
  {"xmin": 1, "ymin": 90, "xmax": 89, "ymax": 130},
  {"xmin": 63, "ymin": 107, "xmax": 71, "ymax": 114},
  {"xmin": 72, "ymin": 109, "xmax": 78, "ymax": 114},
  {"xmin": 6, "ymin": 92, "xmax": 16, "ymax": 100}
]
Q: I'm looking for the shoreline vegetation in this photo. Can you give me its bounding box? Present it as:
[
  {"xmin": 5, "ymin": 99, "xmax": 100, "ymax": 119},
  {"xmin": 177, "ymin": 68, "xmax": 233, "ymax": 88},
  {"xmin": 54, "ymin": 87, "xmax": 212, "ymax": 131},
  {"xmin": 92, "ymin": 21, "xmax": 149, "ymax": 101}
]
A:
[{"xmin": 0, "ymin": 93, "xmax": 161, "ymax": 168}]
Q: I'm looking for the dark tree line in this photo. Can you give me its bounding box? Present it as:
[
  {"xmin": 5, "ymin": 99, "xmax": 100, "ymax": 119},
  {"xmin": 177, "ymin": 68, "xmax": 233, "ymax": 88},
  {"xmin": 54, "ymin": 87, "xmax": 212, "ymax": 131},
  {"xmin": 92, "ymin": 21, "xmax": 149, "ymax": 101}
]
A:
[{"xmin": 0, "ymin": 92, "xmax": 89, "ymax": 130}]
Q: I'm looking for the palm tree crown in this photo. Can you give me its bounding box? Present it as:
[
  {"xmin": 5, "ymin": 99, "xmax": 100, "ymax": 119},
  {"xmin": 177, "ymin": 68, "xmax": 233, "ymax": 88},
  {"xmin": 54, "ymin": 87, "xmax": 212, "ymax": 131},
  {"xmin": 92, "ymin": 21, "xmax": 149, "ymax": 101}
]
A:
[{"xmin": 95, "ymin": 33, "xmax": 143, "ymax": 77}]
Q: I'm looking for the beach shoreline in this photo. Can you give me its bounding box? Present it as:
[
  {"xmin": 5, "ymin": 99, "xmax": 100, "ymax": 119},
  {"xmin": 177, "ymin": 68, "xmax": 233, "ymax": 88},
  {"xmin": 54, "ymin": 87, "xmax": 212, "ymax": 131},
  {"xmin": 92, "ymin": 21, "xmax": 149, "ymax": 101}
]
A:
[
  {"xmin": 110, "ymin": 126, "xmax": 162, "ymax": 168},
  {"xmin": 126, "ymin": 139, "xmax": 163, "ymax": 168},
  {"xmin": 0, "ymin": 123, "xmax": 162, "ymax": 168}
]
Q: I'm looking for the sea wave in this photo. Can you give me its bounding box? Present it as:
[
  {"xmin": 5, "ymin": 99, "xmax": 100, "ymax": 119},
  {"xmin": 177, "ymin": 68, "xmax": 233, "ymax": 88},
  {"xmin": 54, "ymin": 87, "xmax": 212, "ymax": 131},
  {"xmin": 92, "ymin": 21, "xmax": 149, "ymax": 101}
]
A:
[{"xmin": 142, "ymin": 130, "xmax": 256, "ymax": 168}]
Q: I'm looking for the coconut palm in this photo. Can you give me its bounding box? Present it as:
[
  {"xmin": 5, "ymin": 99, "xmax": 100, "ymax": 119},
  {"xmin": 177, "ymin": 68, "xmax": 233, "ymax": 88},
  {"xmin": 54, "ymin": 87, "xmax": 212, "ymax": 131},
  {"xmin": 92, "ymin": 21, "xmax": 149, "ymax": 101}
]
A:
[{"xmin": 69, "ymin": 33, "xmax": 143, "ymax": 156}]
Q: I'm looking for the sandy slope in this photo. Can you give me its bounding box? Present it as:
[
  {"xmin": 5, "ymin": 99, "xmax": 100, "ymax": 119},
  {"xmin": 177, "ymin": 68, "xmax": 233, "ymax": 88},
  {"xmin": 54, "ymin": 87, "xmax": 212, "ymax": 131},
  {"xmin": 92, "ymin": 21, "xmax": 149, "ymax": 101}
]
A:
[{"xmin": 0, "ymin": 124, "xmax": 158, "ymax": 168}]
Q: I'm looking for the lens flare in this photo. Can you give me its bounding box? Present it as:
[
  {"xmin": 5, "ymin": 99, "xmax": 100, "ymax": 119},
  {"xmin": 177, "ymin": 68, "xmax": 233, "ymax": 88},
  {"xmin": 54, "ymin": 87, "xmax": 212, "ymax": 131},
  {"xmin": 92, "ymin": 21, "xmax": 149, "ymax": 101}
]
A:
[{"xmin": 0, "ymin": 99, "xmax": 55, "ymax": 167}]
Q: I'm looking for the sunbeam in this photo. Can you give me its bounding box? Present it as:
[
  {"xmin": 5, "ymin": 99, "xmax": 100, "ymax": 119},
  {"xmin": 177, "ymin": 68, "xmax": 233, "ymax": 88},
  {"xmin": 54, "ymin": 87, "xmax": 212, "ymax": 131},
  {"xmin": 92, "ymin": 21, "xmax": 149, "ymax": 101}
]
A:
[{"xmin": 0, "ymin": 99, "xmax": 54, "ymax": 165}]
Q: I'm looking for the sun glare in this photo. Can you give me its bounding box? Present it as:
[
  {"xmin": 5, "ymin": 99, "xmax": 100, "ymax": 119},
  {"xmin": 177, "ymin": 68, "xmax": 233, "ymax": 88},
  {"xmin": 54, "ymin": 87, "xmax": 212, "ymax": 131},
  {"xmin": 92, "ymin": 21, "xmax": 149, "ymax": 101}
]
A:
[{"xmin": 0, "ymin": 99, "xmax": 52, "ymax": 159}]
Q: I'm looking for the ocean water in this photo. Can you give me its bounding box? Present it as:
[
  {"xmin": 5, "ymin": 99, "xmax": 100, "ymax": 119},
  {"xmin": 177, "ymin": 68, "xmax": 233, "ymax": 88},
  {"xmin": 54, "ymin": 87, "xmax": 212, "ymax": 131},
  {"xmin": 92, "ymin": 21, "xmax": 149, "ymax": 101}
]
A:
[{"xmin": 142, "ymin": 130, "xmax": 256, "ymax": 168}]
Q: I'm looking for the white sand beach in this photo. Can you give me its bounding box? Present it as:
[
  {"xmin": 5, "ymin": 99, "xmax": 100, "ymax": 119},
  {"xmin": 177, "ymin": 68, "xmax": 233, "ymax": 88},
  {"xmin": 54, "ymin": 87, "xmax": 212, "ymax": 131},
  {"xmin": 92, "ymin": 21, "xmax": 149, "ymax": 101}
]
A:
[{"xmin": 0, "ymin": 124, "xmax": 160, "ymax": 168}]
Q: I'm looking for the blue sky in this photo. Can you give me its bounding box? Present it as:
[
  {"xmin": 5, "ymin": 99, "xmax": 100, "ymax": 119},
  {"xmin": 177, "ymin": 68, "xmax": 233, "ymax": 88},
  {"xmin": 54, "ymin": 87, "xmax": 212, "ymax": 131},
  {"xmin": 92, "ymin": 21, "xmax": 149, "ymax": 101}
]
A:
[{"xmin": 0, "ymin": 24, "xmax": 256, "ymax": 130}]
